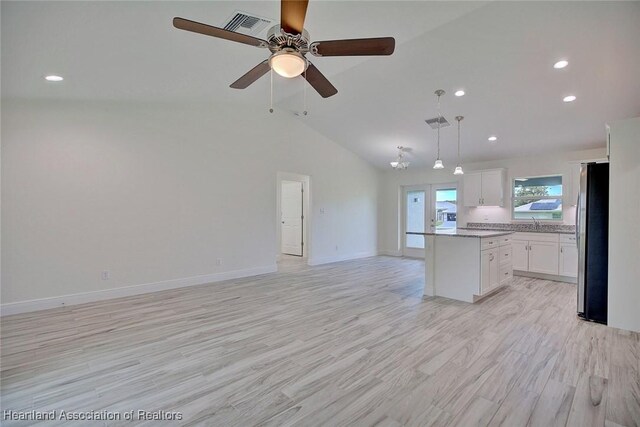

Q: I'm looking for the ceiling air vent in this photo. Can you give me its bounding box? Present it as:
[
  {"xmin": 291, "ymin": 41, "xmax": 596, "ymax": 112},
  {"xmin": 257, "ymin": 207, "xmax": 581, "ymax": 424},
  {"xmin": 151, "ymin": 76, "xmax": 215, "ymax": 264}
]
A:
[
  {"xmin": 223, "ymin": 11, "xmax": 274, "ymax": 37},
  {"xmin": 425, "ymin": 116, "xmax": 451, "ymax": 129}
]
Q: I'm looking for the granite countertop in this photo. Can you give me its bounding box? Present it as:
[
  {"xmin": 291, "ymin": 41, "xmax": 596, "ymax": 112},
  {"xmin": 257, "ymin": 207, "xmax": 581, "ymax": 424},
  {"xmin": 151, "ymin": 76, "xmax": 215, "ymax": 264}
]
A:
[
  {"xmin": 406, "ymin": 229, "xmax": 514, "ymax": 238},
  {"xmin": 459, "ymin": 227, "xmax": 575, "ymax": 235},
  {"xmin": 464, "ymin": 222, "xmax": 576, "ymax": 235}
]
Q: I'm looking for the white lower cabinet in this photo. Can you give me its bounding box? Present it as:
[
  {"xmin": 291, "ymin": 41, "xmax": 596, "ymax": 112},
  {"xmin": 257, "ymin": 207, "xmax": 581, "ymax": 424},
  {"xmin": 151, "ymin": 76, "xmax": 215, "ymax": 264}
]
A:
[
  {"xmin": 528, "ymin": 241, "xmax": 560, "ymax": 274},
  {"xmin": 480, "ymin": 237, "xmax": 512, "ymax": 296},
  {"xmin": 512, "ymin": 240, "xmax": 529, "ymax": 271},
  {"xmin": 481, "ymin": 247, "xmax": 499, "ymax": 294},
  {"xmin": 512, "ymin": 232, "xmax": 578, "ymax": 281},
  {"xmin": 559, "ymin": 234, "xmax": 579, "ymax": 278}
]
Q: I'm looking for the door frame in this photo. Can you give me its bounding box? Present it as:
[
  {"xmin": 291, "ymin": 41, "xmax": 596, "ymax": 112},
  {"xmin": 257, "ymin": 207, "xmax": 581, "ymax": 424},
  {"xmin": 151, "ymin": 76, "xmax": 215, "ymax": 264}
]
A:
[
  {"xmin": 401, "ymin": 182, "xmax": 458, "ymax": 258},
  {"xmin": 276, "ymin": 172, "xmax": 311, "ymax": 261}
]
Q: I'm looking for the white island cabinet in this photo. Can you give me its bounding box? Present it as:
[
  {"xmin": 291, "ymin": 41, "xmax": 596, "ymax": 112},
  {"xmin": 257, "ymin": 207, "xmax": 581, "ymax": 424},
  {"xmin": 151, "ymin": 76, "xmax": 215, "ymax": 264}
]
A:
[{"xmin": 409, "ymin": 230, "xmax": 513, "ymax": 303}]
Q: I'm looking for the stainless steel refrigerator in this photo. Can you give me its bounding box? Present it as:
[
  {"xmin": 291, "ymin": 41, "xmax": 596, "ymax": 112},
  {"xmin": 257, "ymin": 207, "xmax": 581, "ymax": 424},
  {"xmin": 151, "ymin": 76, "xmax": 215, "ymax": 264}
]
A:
[{"xmin": 576, "ymin": 162, "xmax": 609, "ymax": 324}]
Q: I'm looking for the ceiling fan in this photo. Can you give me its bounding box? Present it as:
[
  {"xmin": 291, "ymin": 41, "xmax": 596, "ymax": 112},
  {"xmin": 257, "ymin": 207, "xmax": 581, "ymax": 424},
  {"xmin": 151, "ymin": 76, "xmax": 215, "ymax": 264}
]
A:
[{"xmin": 173, "ymin": 0, "xmax": 395, "ymax": 98}]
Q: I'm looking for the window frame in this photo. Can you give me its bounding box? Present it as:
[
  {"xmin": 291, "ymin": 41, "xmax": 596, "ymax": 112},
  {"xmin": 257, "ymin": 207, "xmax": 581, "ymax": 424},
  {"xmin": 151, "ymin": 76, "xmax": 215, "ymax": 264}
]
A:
[{"xmin": 511, "ymin": 174, "xmax": 564, "ymax": 222}]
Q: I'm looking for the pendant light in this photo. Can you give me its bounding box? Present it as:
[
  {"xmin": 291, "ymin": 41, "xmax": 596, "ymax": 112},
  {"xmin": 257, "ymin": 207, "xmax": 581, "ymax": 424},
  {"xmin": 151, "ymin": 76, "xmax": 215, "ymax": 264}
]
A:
[
  {"xmin": 433, "ymin": 89, "xmax": 445, "ymax": 169},
  {"xmin": 454, "ymin": 116, "xmax": 464, "ymax": 175},
  {"xmin": 390, "ymin": 146, "xmax": 410, "ymax": 170}
]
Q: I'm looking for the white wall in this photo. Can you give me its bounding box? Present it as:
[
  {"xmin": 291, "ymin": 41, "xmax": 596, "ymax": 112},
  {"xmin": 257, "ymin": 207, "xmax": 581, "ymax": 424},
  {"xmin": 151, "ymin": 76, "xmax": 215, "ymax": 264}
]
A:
[
  {"xmin": 608, "ymin": 117, "xmax": 640, "ymax": 333},
  {"xmin": 1, "ymin": 99, "xmax": 379, "ymax": 312},
  {"xmin": 379, "ymin": 147, "xmax": 606, "ymax": 255}
]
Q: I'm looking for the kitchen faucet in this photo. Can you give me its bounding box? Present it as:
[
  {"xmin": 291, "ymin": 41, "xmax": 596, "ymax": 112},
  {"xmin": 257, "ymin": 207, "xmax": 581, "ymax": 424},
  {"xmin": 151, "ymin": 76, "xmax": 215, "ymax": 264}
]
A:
[{"xmin": 531, "ymin": 217, "xmax": 541, "ymax": 231}]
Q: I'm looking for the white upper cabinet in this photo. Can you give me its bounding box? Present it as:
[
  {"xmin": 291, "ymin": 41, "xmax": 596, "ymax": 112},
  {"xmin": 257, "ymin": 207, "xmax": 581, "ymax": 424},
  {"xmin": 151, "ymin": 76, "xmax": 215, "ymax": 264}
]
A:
[
  {"xmin": 463, "ymin": 173, "xmax": 482, "ymax": 207},
  {"xmin": 481, "ymin": 170, "xmax": 505, "ymax": 206},
  {"xmin": 463, "ymin": 169, "xmax": 505, "ymax": 207}
]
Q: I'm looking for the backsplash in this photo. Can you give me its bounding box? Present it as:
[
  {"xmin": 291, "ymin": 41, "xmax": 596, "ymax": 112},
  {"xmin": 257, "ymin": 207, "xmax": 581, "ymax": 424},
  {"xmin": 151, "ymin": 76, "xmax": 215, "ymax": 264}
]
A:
[{"xmin": 465, "ymin": 222, "xmax": 576, "ymax": 234}]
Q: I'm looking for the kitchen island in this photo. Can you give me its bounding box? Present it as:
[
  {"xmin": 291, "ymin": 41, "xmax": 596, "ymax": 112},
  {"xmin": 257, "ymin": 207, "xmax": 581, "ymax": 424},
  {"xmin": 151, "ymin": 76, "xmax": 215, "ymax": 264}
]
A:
[{"xmin": 408, "ymin": 229, "xmax": 514, "ymax": 303}]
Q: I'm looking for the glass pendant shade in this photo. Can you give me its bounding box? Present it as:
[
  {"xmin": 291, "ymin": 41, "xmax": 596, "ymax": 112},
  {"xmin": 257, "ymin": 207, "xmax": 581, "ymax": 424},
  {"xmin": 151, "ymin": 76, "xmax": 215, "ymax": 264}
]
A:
[
  {"xmin": 454, "ymin": 165, "xmax": 464, "ymax": 175},
  {"xmin": 433, "ymin": 159, "xmax": 444, "ymax": 169}
]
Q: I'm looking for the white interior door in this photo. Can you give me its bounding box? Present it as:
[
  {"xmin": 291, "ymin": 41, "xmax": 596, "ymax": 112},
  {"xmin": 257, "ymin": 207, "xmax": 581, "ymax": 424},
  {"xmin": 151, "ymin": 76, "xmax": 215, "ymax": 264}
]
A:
[{"xmin": 281, "ymin": 180, "xmax": 303, "ymax": 256}]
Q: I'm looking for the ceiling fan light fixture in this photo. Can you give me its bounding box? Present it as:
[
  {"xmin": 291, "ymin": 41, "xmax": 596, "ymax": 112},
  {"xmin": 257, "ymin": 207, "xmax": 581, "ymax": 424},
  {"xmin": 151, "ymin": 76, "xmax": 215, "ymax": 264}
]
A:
[
  {"xmin": 391, "ymin": 146, "xmax": 409, "ymax": 170},
  {"xmin": 269, "ymin": 49, "xmax": 307, "ymax": 78}
]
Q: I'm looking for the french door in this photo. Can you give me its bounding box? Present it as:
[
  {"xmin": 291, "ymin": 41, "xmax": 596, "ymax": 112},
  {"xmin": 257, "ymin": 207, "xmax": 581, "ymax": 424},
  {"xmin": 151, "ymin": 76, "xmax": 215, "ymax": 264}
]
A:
[{"xmin": 402, "ymin": 183, "xmax": 458, "ymax": 257}]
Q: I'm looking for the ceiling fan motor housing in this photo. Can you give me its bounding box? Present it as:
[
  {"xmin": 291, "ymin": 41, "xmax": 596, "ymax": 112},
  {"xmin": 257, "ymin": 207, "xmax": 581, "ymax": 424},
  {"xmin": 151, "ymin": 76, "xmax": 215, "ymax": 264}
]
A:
[{"xmin": 267, "ymin": 25, "xmax": 310, "ymax": 54}]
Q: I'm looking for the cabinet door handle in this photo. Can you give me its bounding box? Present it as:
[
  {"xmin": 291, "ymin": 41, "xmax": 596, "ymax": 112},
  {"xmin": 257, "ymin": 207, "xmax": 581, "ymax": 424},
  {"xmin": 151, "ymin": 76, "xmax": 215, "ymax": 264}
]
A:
[{"xmin": 561, "ymin": 247, "xmax": 563, "ymax": 253}]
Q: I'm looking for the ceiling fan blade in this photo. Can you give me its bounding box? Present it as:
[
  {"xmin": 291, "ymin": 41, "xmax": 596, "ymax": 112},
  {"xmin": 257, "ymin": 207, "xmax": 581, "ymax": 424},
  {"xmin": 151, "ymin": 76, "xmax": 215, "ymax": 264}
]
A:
[
  {"xmin": 230, "ymin": 60, "xmax": 271, "ymax": 89},
  {"xmin": 310, "ymin": 37, "xmax": 395, "ymax": 57},
  {"xmin": 303, "ymin": 62, "xmax": 337, "ymax": 98},
  {"xmin": 173, "ymin": 17, "xmax": 268, "ymax": 48},
  {"xmin": 281, "ymin": 0, "xmax": 309, "ymax": 35}
]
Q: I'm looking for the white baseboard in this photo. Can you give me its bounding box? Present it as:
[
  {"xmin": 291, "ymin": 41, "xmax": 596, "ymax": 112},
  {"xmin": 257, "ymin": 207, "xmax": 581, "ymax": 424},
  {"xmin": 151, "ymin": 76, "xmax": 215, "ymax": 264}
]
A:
[
  {"xmin": 0, "ymin": 264, "xmax": 277, "ymax": 317},
  {"xmin": 513, "ymin": 270, "xmax": 577, "ymax": 284},
  {"xmin": 378, "ymin": 250, "xmax": 403, "ymax": 257},
  {"xmin": 308, "ymin": 250, "xmax": 378, "ymax": 266}
]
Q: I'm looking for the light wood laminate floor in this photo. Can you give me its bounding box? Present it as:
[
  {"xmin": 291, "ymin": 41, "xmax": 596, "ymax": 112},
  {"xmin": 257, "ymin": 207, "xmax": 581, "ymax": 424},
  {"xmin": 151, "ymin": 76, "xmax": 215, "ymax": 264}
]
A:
[{"xmin": 1, "ymin": 256, "xmax": 639, "ymax": 426}]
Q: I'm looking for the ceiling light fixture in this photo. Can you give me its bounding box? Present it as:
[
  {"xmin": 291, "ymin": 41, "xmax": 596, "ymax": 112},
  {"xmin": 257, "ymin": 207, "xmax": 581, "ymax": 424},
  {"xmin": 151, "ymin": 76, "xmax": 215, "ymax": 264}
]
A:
[
  {"xmin": 269, "ymin": 49, "xmax": 307, "ymax": 78},
  {"xmin": 45, "ymin": 75, "xmax": 64, "ymax": 82},
  {"xmin": 433, "ymin": 89, "xmax": 445, "ymax": 169},
  {"xmin": 390, "ymin": 146, "xmax": 410, "ymax": 170},
  {"xmin": 453, "ymin": 116, "xmax": 464, "ymax": 175},
  {"xmin": 553, "ymin": 60, "xmax": 569, "ymax": 69},
  {"xmin": 488, "ymin": 136, "xmax": 497, "ymax": 142},
  {"xmin": 454, "ymin": 90, "xmax": 465, "ymax": 97},
  {"xmin": 563, "ymin": 95, "xmax": 576, "ymax": 102}
]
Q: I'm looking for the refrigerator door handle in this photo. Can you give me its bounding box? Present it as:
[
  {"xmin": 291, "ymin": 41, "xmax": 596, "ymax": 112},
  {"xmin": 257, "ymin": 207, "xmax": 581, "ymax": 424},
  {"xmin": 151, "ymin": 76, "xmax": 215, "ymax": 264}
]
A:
[{"xmin": 575, "ymin": 194, "xmax": 580, "ymax": 248}]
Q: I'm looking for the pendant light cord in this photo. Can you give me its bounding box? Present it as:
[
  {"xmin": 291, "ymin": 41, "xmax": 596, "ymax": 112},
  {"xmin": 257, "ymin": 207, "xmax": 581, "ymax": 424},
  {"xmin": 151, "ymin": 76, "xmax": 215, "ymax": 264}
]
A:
[
  {"xmin": 436, "ymin": 93, "xmax": 441, "ymax": 159},
  {"xmin": 457, "ymin": 117, "xmax": 461, "ymax": 164},
  {"xmin": 303, "ymin": 67, "xmax": 308, "ymax": 116},
  {"xmin": 269, "ymin": 68, "xmax": 274, "ymax": 114}
]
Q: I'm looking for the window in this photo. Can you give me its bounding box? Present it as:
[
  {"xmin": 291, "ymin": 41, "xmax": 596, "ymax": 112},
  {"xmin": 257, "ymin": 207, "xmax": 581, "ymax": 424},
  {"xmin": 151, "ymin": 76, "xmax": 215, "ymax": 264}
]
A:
[{"xmin": 512, "ymin": 175, "xmax": 563, "ymax": 220}]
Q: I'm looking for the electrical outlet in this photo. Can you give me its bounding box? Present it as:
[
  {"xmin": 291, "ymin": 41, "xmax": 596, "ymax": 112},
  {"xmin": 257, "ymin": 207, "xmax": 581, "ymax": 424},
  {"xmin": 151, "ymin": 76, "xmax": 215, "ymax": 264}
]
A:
[
  {"xmin": 320, "ymin": 208, "xmax": 325, "ymax": 214},
  {"xmin": 101, "ymin": 270, "xmax": 110, "ymax": 280},
  {"xmin": 216, "ymin": 258, "xmax": 222, "ymax": 266}
]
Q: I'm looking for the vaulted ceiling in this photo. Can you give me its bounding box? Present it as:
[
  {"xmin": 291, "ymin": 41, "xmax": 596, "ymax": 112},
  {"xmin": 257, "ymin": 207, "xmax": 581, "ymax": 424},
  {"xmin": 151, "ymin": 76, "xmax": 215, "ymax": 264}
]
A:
[{"xmin": 3, "ymin": 1, "xmax": 639, "ymax": 167}]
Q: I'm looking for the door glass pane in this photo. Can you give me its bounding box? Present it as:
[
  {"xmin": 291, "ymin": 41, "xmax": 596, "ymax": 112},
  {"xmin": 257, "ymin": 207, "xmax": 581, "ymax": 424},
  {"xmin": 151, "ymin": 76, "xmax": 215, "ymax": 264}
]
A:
[
  {"xmin": 406, "ymin": 190, "xmax": 425, "ymax": 248},
  {"xmin": 435, "ymin": 188, "xmax": 457, "ymax": 231}
]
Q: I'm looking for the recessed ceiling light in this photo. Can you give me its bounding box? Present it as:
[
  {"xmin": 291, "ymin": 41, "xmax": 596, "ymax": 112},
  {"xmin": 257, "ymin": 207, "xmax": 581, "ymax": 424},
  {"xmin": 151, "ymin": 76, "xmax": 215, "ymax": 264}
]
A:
[
  {"xmin": 488, "ymin": 136, "xmax": 497, "ymax": 142},
  {"xmin": 45, "ymin": 75, "xmax": 64, "ymax": 82},
  {"xmin": 563, "ymin": 95, "xmax": 576, "ymax": 102},
  {"xmin": 553, "ymin": 60, "xmax": 569, "ymax": 69},
  {"xmin": 454, "ymin": 90, "xmax": 465, "ymax": 97}
]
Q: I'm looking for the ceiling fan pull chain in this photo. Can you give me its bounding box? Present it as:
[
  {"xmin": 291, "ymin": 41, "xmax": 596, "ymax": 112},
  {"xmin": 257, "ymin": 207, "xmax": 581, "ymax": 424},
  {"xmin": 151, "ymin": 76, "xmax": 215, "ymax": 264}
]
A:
[
  {"xmin": 269, "ymin": 68, "xmax": 274, "ymax": 114},
  {"xmin": 303, "ymin": 68, "xmax": 308, "ymax": 116}
]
